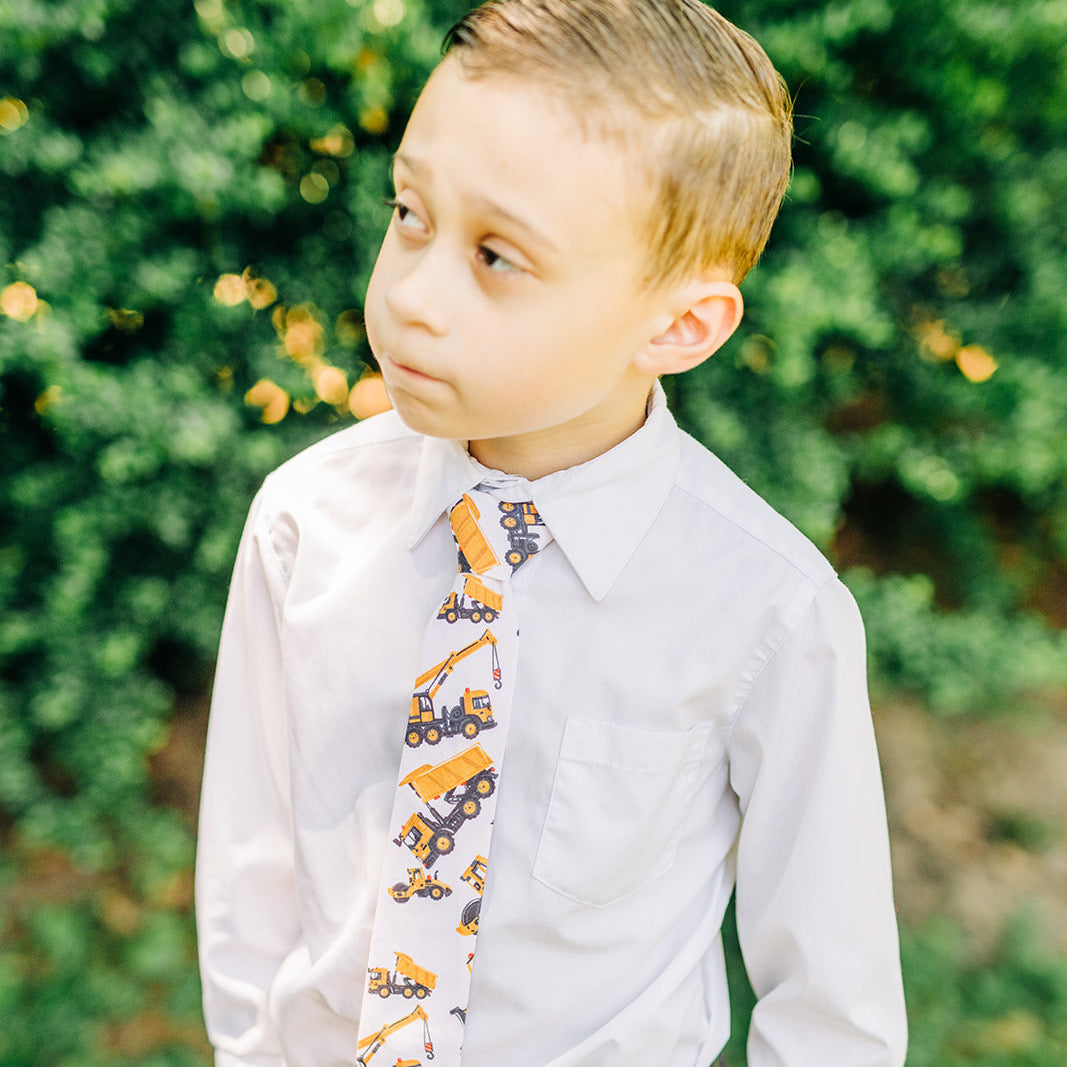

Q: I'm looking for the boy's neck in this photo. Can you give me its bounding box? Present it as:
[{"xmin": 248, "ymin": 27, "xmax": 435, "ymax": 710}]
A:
[{"xmin": 466, "ymin": 387, "xmax": 653, "ymax": 481}]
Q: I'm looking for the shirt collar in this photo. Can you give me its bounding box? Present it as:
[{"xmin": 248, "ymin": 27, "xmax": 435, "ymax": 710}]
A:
[{"xmin": 408, "ymin": 382, "xmax": 681, "ymax": 602}]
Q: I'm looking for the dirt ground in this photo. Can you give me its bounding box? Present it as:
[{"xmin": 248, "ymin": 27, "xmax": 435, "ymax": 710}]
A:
[{"xmin": 874, "ymin": 694, "xmax": 1067, "ymax": 956}]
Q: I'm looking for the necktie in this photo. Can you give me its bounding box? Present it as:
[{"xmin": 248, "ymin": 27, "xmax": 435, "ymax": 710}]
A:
[{"xmin": 356, "ymin": 489, "xmax": 550, "ymax": 1066}]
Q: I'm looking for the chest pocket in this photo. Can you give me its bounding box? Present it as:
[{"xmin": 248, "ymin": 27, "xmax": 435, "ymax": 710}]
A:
[{"xmin": 532, "ymin": 718, "xmax": 719, "ymax": 908}]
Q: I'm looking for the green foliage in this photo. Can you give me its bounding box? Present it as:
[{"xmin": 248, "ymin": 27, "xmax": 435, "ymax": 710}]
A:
[
  {"xmin": 847, "ymin": 569, "xmax": 1067, "ymax": 711},
  {"xmin": 903, "ymin": 917, "xmax": 1067, "ymax": 1066},
  {"xmin": 721, "ymin": 896, "xmax": 757, "ymax": 1064},
  {"xmin": 1, "ymin": 0, "xmax": 1065, "ymax": 1061},
  {"xmin": 0, "ymin": 0, "xmax": 462, "ymax": 862},
  {"xmin": 721, "ymin": 911, "xmax": 1067, "ymax": 1066},
  {"xmin": 670, "ymin": 0, "xmax": 1067, "ymax": 709},
  {"xmin": 0, "ymin": 842, "xmax": 205, "ymax": 1066},
  {"xmin": 1, "ymin": 0, "xmax": 465, "ymax": 1060}
]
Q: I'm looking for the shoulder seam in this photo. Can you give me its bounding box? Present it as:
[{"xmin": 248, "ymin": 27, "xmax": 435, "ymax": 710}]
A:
[
  {"xmin": 671, "ymin": 479, "xmax": 835, "ymax": 587},
  {"xmin": 723, "ymin": 572, "xmax": 840, "ymax": 751}
]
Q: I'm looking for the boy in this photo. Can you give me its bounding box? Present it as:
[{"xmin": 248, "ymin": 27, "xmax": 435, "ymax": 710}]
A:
[{"xmin": 195, "ymin": 1, "xmax": 907, "ymax": 1065}]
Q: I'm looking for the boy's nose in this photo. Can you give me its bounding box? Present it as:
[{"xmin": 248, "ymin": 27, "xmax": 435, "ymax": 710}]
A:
[{"xmin": 384, "ymin": 249, "xmax": 451, "ymax": 337}]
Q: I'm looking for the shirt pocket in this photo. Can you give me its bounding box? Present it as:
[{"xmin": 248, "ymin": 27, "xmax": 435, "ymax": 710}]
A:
[{"xmin": 532, "ymin": 718, "xmax": 720, "ymax": 908}]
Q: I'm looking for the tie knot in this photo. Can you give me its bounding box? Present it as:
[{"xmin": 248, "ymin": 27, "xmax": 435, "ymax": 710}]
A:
[{"xmin": 449, "ymin": 491, "xmax": 549, "ymax": 580}]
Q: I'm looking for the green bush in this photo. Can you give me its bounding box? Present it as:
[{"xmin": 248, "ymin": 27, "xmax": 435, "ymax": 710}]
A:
[
  {"xmin": 2, "ymin": 0, "xmax": 463, "ymax": 1059},
  {"xmin": 720, "ymin": 906, "xmax": 1067, "ymax": 1066},
  {"xmin": 679, "ymin": 0, "xmax": 1067, "ymax": 708},
  {"xmin": 1, "ymin": 0, "xmax": 464, "ymax": 858},
  {"xmin": 902, "ymin": 916, "xmax": 1067, "ymax": 1067},
  {"xmin": 2, "ymin": 0, "xmax": 1065, "ymax": 1061}
]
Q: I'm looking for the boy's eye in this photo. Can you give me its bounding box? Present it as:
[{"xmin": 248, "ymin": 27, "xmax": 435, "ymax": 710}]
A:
[
  {"xmin": 477, "ymin": 245, "xmax": 521, "ymax": 274},
  {"xmin": 383, "ymin": 197, "xmax": 427, "ymax": 234}
]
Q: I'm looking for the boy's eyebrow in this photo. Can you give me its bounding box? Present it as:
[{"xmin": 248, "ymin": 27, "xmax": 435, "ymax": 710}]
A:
[{"xmin": 393, "ymin": 151, "xmax": 561, "ymax": 255}]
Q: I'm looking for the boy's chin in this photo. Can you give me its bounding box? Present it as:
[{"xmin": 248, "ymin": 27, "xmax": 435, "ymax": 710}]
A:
[{"xmin": 386, "ymin": 395, "xmax": 469, "ymax": 443}]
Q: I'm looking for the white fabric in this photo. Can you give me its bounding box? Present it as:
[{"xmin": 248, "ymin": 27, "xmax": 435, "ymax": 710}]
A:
[{"xmin": 196, "ymin": 383, "xmax": 907, "ymax": 1067}]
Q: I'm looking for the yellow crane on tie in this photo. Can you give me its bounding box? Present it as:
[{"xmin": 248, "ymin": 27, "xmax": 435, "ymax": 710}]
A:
[
  {"xmin": 356, "ymin": 1003, "xmax": 434, "ymax": 1065},
  {"xmin": 407, "ymin": 629, "xmax": 501, "ymax": 748}
]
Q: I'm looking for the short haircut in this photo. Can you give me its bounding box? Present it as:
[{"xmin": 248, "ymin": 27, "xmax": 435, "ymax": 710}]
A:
[{"xmin": 444, "ymin": 0, "xmax": 793, "ymax": 286}]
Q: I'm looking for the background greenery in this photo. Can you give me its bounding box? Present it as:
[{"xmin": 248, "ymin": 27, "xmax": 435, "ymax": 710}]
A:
[{"xmin": 1, "ymin": 0, "xmax": 1065, "ymax": 1062}]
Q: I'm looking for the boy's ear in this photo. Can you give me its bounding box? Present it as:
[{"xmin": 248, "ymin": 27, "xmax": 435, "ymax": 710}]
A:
[{"xmin": 635, "ymin": 280, "xmax": 744, "ymax": 376}]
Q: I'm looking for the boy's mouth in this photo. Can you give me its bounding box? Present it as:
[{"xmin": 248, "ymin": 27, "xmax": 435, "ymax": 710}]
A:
[{"xmin": 384, "ymin": 352, "xmax": 444, "ymax": 385}]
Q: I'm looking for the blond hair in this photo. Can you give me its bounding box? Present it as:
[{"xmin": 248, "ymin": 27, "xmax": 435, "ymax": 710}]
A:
[{"xmin": 444, "ymin": 0, "xmax": 792, "ymax": 286}]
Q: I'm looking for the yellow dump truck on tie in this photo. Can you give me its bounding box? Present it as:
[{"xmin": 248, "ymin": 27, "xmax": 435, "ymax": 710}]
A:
[
  {"xmin": 367, "ymin": 952, "xmax": 437, "ymax": 1000},
  {"xmin": 450, "ymin": 494, "xmax": 499, "ymax": 574},
  {"xmin": 394, "ymin": 745, "xmax": 498, "ymax": 867},
  {"xmin": 498, "ymin": 499, "xmax": 545, "ymax": 568},
  {"xmin": 437, "ymin": 574, "xmax": 503, "ymax": 624},
  {"xmin": 402, "ymin": 744, "xmax": 494, "ymax": 804}
]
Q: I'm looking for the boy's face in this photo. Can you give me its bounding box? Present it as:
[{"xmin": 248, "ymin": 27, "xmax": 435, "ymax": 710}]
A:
[{"xmin": 364, "ymin": 57, "xmax": 673, "ymax": 476}]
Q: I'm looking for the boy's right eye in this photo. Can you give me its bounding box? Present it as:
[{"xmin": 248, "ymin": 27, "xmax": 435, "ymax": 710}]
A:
[{"xmin": 383, "ymin": 197, "xmax": 427, "ymax": 235}]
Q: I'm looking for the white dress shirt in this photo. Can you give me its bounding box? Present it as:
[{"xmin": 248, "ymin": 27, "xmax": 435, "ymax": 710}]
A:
[{"xmin": 196, "ymin": 384, "xmax": 907, "ymax": 1067}]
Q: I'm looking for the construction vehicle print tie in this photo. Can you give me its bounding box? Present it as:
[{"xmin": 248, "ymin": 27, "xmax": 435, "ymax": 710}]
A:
[{"xmin": 357, "ymin": 489, "xmax": 549, "ymax": 1066}]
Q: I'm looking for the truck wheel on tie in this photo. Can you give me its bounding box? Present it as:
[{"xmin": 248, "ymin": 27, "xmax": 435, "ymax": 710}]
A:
[{"xmin": 405, "ymin": 729, "xmax": 422, "ymax": 748}]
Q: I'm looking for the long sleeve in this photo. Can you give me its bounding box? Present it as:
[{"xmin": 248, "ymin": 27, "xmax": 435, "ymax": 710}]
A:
[
  {"xmin": 195, "ymin": 491, "xmax": 300, "ymax": 1066},
  {"xmin": 726, "ymin": 578, "xmax": 907, "ymax": 1066}
]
